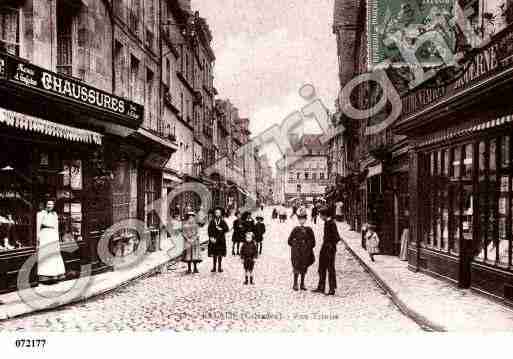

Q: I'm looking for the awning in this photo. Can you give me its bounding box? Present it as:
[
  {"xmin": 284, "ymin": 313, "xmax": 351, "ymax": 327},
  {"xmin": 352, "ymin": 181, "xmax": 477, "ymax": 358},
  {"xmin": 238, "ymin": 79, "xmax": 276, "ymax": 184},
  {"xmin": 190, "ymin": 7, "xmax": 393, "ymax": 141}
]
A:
[
  {"xmin": 419, "ymin": 115, "xmax": 513, "ymax": 147},
  {"xmin": 0, "ymin": 107, "xmax": 102, "ymax": 144},
  {"xmin": 163, "ymin": 172, "xmax": 183, "ymax": 184}
]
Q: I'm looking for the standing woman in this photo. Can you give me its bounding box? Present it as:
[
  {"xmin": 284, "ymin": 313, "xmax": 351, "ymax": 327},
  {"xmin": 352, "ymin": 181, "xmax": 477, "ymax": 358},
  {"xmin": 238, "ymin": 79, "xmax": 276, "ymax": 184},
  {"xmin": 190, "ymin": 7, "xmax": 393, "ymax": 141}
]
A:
[
  {"xmin": 311, "ymin": 204, "xmax": 319, "ymax": 225},
  {"xmin": 288, "ymin": 209, "xmax": 316, "ymax": 291},
  {"xmin": 208, "ymin": 207, "xmax": 229, "ymax": 272},
  {"xmin": 181, "ymin": 212, "xmax": 202, "ymax": 273},
  {"xmin": 37, "ymin": 199, "xmax": 66, "ymax": 284},
  {"xmin": 231, "ymin": 211, "xmax": 244, "ymax": 255}
]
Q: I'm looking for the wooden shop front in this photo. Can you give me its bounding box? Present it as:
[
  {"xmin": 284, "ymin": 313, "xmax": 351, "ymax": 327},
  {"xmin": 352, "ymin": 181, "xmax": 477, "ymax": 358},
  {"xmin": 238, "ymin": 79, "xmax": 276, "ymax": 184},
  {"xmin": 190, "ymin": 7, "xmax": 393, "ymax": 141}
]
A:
[
  {"xmin": 395, "ymin": 23, "xmax": 513, "ymax": 304},
  {"xmin": 0, "ymin": 52, "xmax": 144, "ymax": 293}
]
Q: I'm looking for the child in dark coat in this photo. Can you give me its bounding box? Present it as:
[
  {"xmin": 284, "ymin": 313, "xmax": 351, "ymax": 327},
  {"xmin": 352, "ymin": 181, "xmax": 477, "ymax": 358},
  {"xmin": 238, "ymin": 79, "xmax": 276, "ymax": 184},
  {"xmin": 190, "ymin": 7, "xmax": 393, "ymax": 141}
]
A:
[
  {"xmin": 231, "ymin": 211, "xmax": 244, "ymax": 255},
  {"xmin": 254, "ymin": 216, "xmax": 266, "ymax": 254},
  {"xmin": 240, "ymin": 231, "xmax": 258, "ymax": 285}
]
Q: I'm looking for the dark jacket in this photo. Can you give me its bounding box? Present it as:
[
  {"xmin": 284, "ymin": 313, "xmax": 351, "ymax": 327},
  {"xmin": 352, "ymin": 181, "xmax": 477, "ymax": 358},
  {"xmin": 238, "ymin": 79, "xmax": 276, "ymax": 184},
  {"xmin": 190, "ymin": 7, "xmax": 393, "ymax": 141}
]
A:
[
  {"xmin": 254, "ymin": 222, "xmax": 266, "ymax": 242},
  {"xmin": 319, "ymin": 218, "xmax": 340, "ymax": 265},
  {"xmin": 207, "ymin": 218, "xmax": 229, "ymax": 257},
  {"xmin": 240, "ymin": 241, "xmax": 258, "ymax": 261},
  {"xmin": 288, "ymin": 225, "xmax": 316, "ymax": 272},
  {"xmin": 311, "ymin": 206, "xmax": 318, "ymax": 218},
  {"xmin": 232, "ymin": 218, "xmax": 244, "ymax": 243},
  {"xmin": 242, "ymin": 219, "xmax": 256, "ymax": 238}
]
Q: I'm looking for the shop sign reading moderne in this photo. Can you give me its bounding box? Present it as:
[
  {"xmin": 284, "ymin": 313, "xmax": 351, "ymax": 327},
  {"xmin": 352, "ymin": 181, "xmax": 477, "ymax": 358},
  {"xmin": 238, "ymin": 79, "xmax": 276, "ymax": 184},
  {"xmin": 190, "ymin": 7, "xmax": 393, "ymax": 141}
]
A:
[
  {"xmin": 402, "ymin": 24, "xmax": 513, "ymax": 118},
  {"xmin": 0, "ymin": 54, "xmax": 143, "ymax": 123}
]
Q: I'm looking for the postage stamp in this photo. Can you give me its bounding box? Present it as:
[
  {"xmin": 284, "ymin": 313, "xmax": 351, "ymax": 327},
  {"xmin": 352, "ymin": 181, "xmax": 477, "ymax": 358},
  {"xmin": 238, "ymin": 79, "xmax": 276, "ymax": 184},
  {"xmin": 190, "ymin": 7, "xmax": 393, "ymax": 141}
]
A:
[{"xmin": 368, "ymin": 0, "xmax": 457, "ymax": 70}]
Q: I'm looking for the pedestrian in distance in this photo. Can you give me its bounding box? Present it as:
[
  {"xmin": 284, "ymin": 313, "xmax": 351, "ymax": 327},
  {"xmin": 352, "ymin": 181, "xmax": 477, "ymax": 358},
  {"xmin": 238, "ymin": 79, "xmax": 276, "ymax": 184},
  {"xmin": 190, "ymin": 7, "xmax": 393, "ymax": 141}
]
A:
[
  {"xmin": 366, "ymin": 223, "xmax": 380, "ymax": 262},
  {"xmin": 279, "ymin": 204, "xmax": 288, "ymax": 223},
  {"xmin": 208, "ymin": 207, "xmax": 229, "ymax": 273},
  {"xmin": 240, "ymin": 231, "xmax": 258, "ymax": 285},
  {"xmin": 288, "ymin": 209, "xmax": 316, "ymax": 291},
  {"xmin": 311, "ymin": 204, "xmax": 319, "ymax": 225},
  {"xmin": 181, "ymin": 212, "xmax": 202, "ymax": 274},
  {"xmin": 272, "ymin": 207, "xmax": 278, "ymax": 220},
  {"xmin": 254, "ymin": 215, "xmax": 266, "ymax": 255},
  {"xmin": 241, "ymin": 211, "xmax": 256, "ymax": 238},
  {"xmin": 312, "ymin": 205, "xmax": 341, "ymax": 296},
  {"xmin": 231, "ymin": 211, "xmax": 244, "ymax": 256}
]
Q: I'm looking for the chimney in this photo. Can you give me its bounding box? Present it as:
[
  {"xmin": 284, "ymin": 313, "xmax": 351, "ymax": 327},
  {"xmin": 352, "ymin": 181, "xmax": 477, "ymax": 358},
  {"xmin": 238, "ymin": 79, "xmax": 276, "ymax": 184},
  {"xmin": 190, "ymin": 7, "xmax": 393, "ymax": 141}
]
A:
[{"xmin": 178, "ymin": 0, "xmax": 191, "ymax": 12}]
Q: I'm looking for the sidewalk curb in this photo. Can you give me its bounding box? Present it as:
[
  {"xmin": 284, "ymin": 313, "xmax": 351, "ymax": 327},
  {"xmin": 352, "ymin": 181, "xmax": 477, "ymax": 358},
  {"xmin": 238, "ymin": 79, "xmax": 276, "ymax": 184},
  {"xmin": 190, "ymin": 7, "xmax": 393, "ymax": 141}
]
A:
[
  {"xmin": 339, "ymin": 232, "xmax": 447, "ymax": 332},
  {"xmin": 0, "ymin": 240, "xmax": 210, "ymax": 322}
]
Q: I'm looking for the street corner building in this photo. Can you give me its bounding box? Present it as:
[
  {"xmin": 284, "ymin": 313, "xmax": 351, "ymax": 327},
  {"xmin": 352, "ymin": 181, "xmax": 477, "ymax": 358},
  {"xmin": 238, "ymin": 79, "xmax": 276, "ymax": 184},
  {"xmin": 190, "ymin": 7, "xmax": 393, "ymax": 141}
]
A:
[
  {"xmin": 329, "ymin": 0, "xmax": 513, "ymax": 305},
  {"xmin": 0, "ymin": 0, "xmax": 195, "ymax": 294}
]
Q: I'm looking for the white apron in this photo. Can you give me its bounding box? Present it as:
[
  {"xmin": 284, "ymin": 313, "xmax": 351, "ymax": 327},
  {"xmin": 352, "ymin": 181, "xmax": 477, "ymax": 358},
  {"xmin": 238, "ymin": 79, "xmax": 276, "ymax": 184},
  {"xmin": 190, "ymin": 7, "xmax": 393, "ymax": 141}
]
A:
[{"xmin": 37, "ymin": 211, "xmax": 66, "ymax": 277}]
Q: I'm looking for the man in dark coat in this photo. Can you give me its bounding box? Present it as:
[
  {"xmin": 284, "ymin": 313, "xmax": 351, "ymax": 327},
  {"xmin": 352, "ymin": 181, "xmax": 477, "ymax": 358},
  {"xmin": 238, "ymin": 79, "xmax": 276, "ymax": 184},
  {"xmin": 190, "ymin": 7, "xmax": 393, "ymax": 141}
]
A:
[
  {"xmin": 311, "ymin": 205, "xmax": 319, "ymax": 224},
  {"xmin": 208, "ymin": 207, "xmax": 229, "ymax": 272},
  {"xmin": 312, "ymin": 205, "xmax": 340, "ymax": 295},
  {"xmin": 288, "ymin": 209, "xmax": 316, "ymax": 291},
  {"xmin": 254, "ymin": 216, "xmax": 266, "ymax": 255}
]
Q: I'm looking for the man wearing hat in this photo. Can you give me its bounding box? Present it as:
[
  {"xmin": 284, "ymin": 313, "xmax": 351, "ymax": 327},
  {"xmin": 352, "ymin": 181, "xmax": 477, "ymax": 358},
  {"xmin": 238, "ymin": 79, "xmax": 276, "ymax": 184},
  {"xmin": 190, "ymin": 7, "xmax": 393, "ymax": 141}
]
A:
[{"xmin": 312, "ymin": 205, "xmax": 340, "ymax": 295}]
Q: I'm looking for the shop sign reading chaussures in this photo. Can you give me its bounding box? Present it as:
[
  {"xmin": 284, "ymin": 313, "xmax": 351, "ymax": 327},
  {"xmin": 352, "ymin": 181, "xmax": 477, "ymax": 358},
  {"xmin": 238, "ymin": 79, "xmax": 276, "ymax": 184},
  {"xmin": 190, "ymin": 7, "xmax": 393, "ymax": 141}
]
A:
[{"xmin": 0, "ymin": 53, "xmax": 144, "ymax": 125}]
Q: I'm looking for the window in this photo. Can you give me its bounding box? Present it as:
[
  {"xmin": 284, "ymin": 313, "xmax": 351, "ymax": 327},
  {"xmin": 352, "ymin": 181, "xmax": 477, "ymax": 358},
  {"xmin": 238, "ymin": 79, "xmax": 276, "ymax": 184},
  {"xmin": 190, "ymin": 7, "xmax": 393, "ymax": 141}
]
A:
[
  {"xmin": 296, "ymin": 172, "xmax": 300, "ymax": 180},
  {"xmin": 165, "ymin": 58, "xmax": 170, "ymax": 87},
  {"xmin": 129, "ymin": 0, "xmax": 140, "ymax": 35},
  {"xmin": 130, "ymin": 55, "xmax": 139, "ymax": 101},
  {"xmin": 146, "ymin": 68, "xmax": 154, "ymax": 128},
  {"xmin": 305, "ymin": 172, "xmax": 309, "ymax": 180},
  {"xmin": 57, "ymin": 2, "xmax": 73, "ymax": 76},
  {"xmin": 320, "ymin": 172, "xmax": 325, "ymax": 180},
  {"xmin": 297, "ymin": 184, "xmax": 301, "ymax": 193},
  {"xmin": 0, "ymin": 6, "xmax": 20, "ymax": 56}
]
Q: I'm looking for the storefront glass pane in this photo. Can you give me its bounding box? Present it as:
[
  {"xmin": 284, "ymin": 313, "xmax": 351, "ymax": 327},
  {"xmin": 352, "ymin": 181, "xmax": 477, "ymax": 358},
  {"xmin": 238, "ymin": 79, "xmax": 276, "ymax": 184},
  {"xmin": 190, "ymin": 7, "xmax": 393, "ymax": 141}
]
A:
[
  {"xmin": 453, "ymin": 147, "xmax": 461, "ymax": 179},
  {"xmin": 479, "ymin": 141, "xmax": 487, "ymax": 180},
  {"xmin": 464, "ymin": 144, "xmax": 473, "ymax": 179},
  {"xmin": 443, "ymin": 150, "xmax": 449, "ymax": 177},
  {"xmin": 501, "ymin": 136, "xmax": 510, "ymax": 168},
  {"xmin": 451, "ymin": 184, "xmax": 461, "ymax": 255}
]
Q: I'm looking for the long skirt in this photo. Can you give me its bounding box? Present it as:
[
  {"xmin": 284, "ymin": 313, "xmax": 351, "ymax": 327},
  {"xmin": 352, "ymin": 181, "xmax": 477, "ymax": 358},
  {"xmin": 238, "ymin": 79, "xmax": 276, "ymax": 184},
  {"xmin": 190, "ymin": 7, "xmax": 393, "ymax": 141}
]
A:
[
  {"xmin": 38, "ymin": 228, "xmax": 66, "ymax": 278},
  {"xmin": 182, "ymin": 237, "xmax": 202, "ymax": 263}
]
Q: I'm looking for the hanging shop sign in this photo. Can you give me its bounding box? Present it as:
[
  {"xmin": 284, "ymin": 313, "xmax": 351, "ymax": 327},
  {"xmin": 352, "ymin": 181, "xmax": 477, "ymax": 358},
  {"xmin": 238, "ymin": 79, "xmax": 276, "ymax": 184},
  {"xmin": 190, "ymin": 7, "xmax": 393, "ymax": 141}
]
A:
[
  {"xmin": 0, "ymin": 53, "xmax": 144, "ymax": 124},
  {"xmin": 401, "ymin": 24, "xmax": 513, "ymax": 118}
]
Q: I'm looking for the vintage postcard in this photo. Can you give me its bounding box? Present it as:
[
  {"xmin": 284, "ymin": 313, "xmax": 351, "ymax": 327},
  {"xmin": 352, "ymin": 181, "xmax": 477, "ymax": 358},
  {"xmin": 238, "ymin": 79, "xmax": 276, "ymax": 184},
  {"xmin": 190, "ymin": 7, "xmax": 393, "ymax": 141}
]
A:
[{"xmin": 0, "ymin": 0, "xmax": 513, "ymax": 355}]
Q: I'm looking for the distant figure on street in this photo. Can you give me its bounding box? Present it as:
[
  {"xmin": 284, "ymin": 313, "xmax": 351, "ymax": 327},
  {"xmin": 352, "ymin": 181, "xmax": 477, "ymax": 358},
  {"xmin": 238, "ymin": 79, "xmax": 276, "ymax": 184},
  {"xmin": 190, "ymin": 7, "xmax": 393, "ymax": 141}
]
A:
[
  {"xmin": 181, "ymin": 212, "xmax": 202, "ymax": 274},
  {"xmin": 279, "ymin": 204, "xmax": 288, "ymax": 223},
  {"xmin": 292, "ymin": 204, "xmax": 298, "ymax": 218},
  {"xmin": 288, "ymin": 209, "xmax": 316, "ymax": 291},
  {"xmin": 366, "ymin": 223, "xmax": 380, "ymax": 262},
  {"xmin": 254, "ymin": 216, "xmax": 266, "ymax": 255},
  {"xmin": 240, "ymin": 231, "xmax": 258, "ymax": 285},
  {"xmin": 241, "ymin": 211, "xmax": 256, "ymax": 238},
  {"xmin": 272, "ymin": 207, "xmax": 278, "ymax": 220},
  {"xmin": 311, "ymin": 204, "xmax": 319, "ymax": 224},
  {"xmin": 335, "ymin": 200, "xmax": 343, "ymax": 222},
  {"xmin": 312, "ymin": 206, "xmax": 340, "ymax": 296},
  {"xmin": 231, "ymin": 211, "xmax": 244, "ymax": 256},
  {"xmin": 208, "ymin": 207, "xmax": 229, "ymax": 272}
]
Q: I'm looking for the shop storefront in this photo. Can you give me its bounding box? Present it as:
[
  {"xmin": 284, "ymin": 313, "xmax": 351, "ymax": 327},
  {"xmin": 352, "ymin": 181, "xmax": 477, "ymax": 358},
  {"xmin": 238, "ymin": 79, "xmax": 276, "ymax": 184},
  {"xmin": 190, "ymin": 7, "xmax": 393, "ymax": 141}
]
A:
[
  {"xmin": 395, "ymin": 23, "xmax": 513, "ymax": 303},
  {"xmin": 0, "ymin": 52, "xmax": 144, "ymax": 293}
]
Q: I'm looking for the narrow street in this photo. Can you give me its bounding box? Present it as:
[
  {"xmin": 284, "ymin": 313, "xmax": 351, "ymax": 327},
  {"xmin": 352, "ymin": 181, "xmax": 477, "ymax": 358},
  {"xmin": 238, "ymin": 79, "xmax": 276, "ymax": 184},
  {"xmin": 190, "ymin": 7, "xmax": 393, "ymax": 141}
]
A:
[{"xmin": 0, "ymin": 209, "xmax": 421, "ymax": 333}]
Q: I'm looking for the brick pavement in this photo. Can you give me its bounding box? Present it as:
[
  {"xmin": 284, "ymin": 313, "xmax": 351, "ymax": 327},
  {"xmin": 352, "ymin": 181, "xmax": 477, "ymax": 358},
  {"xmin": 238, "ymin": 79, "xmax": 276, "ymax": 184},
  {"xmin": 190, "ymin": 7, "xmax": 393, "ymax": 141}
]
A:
[
  {"xmin": 337, "ymin": 222, "xmax": 513, "ymax": 332},
  {"xmin": 0, "ymin": 211, "xmax": 422, "ymax": 333}
]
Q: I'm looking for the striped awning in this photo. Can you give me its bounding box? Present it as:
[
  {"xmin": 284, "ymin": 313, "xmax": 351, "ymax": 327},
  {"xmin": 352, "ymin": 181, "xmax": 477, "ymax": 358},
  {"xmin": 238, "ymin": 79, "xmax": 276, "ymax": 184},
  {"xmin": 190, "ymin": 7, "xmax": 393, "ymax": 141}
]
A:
[
  {"xmin": 0, "ymin": 108, "xmax": 102, "ymax": 145},
  {"xmin": 419, "ymin": 115, "xmax": 513, "ymax": 147}
]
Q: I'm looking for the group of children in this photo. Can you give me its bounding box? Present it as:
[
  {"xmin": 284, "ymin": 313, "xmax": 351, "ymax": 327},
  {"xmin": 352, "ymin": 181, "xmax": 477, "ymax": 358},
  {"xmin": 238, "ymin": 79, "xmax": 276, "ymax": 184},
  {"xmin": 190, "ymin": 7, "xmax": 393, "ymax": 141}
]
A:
[{"xmin": 232, "ymin": 211, "xmax": 266, "ymax": 285}]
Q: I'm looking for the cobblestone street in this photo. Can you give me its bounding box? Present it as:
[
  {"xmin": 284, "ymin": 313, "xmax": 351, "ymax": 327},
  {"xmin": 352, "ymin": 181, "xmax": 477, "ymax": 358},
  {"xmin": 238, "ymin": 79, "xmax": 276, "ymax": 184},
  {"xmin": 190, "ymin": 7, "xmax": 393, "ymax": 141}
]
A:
[{"xmin": 0, "ymin": 212, "xmax": 422, "ymax": 333}]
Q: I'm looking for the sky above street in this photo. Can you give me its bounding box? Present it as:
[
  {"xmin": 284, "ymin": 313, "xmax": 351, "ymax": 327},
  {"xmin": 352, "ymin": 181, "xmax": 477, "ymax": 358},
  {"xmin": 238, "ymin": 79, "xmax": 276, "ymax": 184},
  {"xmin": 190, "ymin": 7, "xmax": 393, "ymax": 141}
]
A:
[{"xmin": 191, "ymin": 0, "xmax": 338, "ymax": 139}]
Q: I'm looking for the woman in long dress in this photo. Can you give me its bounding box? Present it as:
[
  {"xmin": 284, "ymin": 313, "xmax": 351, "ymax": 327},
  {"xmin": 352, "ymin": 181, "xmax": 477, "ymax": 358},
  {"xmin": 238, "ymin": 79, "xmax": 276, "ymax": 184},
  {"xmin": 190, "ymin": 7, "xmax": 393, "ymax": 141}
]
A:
[
  {"xmin": 366, "ymin": 223, "xmax": 380, "ymax": 262},
  {"xmin": 288, "ymin": 209, "xmax": 316, "ymax": 291},
  {"xmin": 181, "ymin": 212, "xmax": 202, "ymax": 274},
  {"xmin": 37, "ymin": 199, "xmax": 66, "ymax": 283}
]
